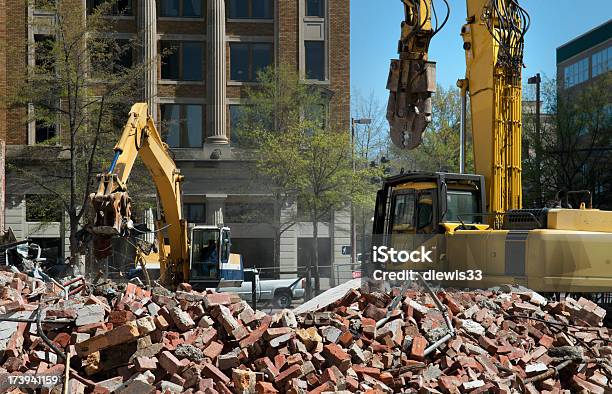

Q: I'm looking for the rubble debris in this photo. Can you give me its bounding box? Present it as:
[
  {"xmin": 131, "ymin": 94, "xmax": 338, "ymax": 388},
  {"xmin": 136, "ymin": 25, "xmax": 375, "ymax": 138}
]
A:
[{"xmin": 0, "ymin": 266, "xmax": 610, "ymax": 393}]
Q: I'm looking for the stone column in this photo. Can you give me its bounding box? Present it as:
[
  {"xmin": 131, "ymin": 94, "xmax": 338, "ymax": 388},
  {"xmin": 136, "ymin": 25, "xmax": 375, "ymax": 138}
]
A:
[
  {"xmin": 207, "ymin": 0, "xmax": 228, "ymax": 144},
  {"xmin": 138, "ymin": 0, "xmax": 158, "ymax": 122},
  {"xmin": 206, "ymin": 195, "xmax": 227, "ymax": 226}
]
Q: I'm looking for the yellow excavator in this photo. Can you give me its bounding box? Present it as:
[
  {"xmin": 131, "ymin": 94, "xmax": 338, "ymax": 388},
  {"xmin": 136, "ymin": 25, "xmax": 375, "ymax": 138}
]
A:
[
  {"xmin": 373, "ymin": 0, "xmax": 612, "ymax": 303},
  {"xmin": 88, "ymin": 103, "xmax": 243, "ymax": 289}
]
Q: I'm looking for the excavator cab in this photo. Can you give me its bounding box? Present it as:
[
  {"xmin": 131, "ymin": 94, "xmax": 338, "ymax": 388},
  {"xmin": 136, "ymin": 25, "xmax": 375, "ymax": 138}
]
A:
[
  {"xmin": 374, "ymin": 172, "xmax": 486, "ymax": 236},
  {"xmin": 371, "ymin": 172, "xmax": 487, "ymax": 269},
  {"xmin": 189, "ymin": 226, "xmax": 243, "ymax": 289}
]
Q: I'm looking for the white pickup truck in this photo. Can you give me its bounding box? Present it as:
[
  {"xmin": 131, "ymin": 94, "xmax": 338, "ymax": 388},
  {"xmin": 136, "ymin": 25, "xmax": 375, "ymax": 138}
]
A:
[{"xmin": 217, "ymin": 269, "xmax": 306, "ymax": 308}]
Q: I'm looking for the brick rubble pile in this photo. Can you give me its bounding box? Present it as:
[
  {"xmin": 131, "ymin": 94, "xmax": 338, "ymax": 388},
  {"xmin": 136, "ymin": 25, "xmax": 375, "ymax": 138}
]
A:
[{"xmin": 0, "ymin": 269, "xmax": 610, "ymax": 393}]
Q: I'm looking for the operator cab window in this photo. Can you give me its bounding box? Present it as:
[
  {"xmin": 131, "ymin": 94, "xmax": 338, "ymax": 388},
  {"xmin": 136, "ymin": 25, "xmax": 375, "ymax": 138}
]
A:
[
  {"xmin": 191, "ymin": 229, "xmax": 220, "ymax": 280},
  {"xmin": 391, "ymin": 190, "xmax": 434, "ymax": 234},
  {"xmin": 391, "ymin": 192, "xmax": 416, "ymax": 233},
  {"xmin": 221, "ymin": 229, "xmax": 231, "ymax": 263},
  {"xmin": 445, "ymin": 190, "xmax": 479, "ymax": 223},
  {"xmin": 416, "ymin": 191, "xmax": 434, "ymax": 234}
]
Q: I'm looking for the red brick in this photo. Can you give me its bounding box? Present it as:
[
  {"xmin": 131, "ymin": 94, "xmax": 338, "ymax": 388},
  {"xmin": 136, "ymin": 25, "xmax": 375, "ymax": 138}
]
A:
[
  {"xmin": 410, "ymin": 335, "xmax": 427, "ymax": 361},
  {"xmin": 202, "ymin": 362, "xmax": 230, "ymax": 385},
  {"xmin": 134, "ymin": 356, "xmax": 157, "ymax": 372},
  {"xmin": 308, "ymin": 381, "xmax": 334, "ymax": 394},
  {"xmin": 159, "ymin": 351, "xmax": 182, "ymax": 375},
  {"xmin": 274, "ymin": 364, "xmax": 302, "ymax": 385},
  {"xmin": 478, "ymin": 335, "xmax": 497, "ymax": 354},
  {"xmin": 203, "ymin": 292, "xmax": 232, "ymax": 308},
  {"xmin": 572, "ymin": 375, "xmax": 605, "ymax": 394},
  {"xmin": 345, "ymin": 376, "xmax": 359, "ymax": 391},
  {"xmin": 109, "ymin": 310, "xmax": 135, "ymax": 325},
  {"xmin": 353, "ymin": 365, "xmax": 381, "ymax": 379},
  {"xmin": 274, "ymin": 354, "xmax": 286, "ymax": 371},
  {"xmin": 539, "ymin": 334, "xmax": 555, "ymax": 348},
  {"xmin": 202, "ymin": 341, "xmax": 224, "ymax": 360},
  {"xmin": 254, "ymin": 357, "xmax": 279, "ymax": 378},
  {"xmin": 256, "ymin": 381, "xmax": 279, "ymax": 394},
  {"xmin": 338, "ymin": 330, "xmax": 353, "ymax": 347},
  {"xmin": 52, "ymin": 332, "xmax": 71, "ymax": 348},
  {"xmin": 322, "ymin": 343, "xmax": 351, "ymax": 371}
]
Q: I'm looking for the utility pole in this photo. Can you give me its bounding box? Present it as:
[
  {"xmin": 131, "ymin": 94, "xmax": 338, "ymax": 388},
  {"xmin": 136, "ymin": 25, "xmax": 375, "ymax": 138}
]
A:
[
  {"xmin": 528, "ymin": 73, "xmax": 542, "ymax": 206},
  {"xmin": 457, "ymin": 79, "xmax": 468, "ymax": 174},
  {"xmin": 350, "ymin": 118, "xmax": 371, "ymax": 270}
]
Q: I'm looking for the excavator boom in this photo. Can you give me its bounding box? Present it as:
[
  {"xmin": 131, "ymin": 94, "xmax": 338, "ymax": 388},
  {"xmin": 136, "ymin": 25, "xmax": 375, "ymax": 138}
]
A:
[
  {"xmin": 90, "ymin": 103, "xmax": 188, "ymax": 284},
  {"xmin": 388, "ymin": 0, "xmax": 528, "ymax": 215},
  {"xmin": 386, "ymin": 0, "xmax": 439, "ymax": 150}
]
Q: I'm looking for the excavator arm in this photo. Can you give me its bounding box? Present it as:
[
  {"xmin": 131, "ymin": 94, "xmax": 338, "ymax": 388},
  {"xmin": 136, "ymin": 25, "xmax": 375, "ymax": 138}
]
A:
[
  {"xmin": 460, "ymin": 0, "xmax": 529, "ymax": 215},
  {"xmin": 89, "ymin": 103, "xmax": 188, "ymax": 284},
  {"xmin": 388, "ymin": 0, "xmax": 529, "ymax": 216},
  {"xmin": 387, "ymin": 0, "xmax": 447, "ymax": 149}
]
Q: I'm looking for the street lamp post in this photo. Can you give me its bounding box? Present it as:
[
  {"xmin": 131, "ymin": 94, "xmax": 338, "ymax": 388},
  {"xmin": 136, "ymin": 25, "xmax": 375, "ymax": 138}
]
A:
[
  {"xmin": 528, "ymin": 73, "xmax": 542, "ymax": 205},
  {"xmin": 350, "ymin": 118, "xmax": 371, "ymax": 270}
]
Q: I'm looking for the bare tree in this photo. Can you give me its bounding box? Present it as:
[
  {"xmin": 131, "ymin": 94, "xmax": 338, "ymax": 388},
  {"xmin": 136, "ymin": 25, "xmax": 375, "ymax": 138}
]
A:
[
  {"xmin": 389, "ymin": 84, "xmax": 474, "ymax": 174},
  {"xmin": 351, "ymin": 89, "xmax": 388, "ymax": 257},
  {"xmin": 533, "ymin": 74, "xmax": 612, "ymax": 208},
  {"xmin": 5, "ymin": 0, "xmax": 147, "ymax": 270}
]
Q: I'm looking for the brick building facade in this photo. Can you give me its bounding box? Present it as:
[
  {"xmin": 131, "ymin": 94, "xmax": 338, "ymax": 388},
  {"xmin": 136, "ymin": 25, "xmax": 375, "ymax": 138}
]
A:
[{"xmin": 0, "ymin": 0, "xmax": 352, "ymax": 282}]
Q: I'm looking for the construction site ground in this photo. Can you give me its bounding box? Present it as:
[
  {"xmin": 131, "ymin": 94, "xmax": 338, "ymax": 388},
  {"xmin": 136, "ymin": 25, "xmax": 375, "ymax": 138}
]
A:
[{"xmin": 0, "ymin": 267, "xmax": 610, "ymax": 394}]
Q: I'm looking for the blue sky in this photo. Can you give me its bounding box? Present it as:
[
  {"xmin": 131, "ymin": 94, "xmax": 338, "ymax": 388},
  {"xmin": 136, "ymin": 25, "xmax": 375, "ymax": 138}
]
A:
[{"xmin": 350, "ymin": 0, "xmax": 611, "ymax": 105}]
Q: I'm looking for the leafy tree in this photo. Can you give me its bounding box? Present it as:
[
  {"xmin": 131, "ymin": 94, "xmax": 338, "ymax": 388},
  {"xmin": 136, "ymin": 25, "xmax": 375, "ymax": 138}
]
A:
[
  {"xmin": 523, "ymin": 74, "xmax": 612, "ymax": 208},
  {"xmin": 389, "ymin": 85, "xmax": 474, "ymax": 174},
  {"xmin": 4, "ymin": 0, "xmax": 149, "ymax": 271},
  {"xmin": 235, "ymin": 66, "xmax": 378, "ymax": 296}
]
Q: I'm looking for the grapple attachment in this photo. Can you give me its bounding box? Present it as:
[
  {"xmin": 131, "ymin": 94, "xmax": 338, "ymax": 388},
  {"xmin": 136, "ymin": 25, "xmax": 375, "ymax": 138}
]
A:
[
  {"xmin": 89, "ymin": 189, "xmax": 132, "ymax": 258},
  {"xmin": 387, "ymin": 59, "xmax": 436, "ymax": 150}
]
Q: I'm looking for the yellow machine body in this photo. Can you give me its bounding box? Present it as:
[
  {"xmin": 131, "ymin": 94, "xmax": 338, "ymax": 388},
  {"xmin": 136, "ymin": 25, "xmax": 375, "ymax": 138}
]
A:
[{"xmin": 446, "ymin": 226, "xmax": 612, "ymax": 293}]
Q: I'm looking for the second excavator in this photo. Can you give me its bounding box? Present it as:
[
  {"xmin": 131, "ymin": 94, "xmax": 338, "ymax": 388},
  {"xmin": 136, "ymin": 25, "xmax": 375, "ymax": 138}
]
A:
[
  {"xmin": 372, "ymin": 0, "xmax": 612, "ymax": 305},
  {"xmin": 88, "ymin": 103, "xmax": 243, "ymax": 289}
]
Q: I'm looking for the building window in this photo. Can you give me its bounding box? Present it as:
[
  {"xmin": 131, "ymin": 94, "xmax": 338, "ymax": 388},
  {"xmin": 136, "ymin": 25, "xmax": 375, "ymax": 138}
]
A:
[
  {"xmin": 564, "ymin": 58, "xmax": 589, "ymax": 88},
  {"xmin": 161, "ymin": 104, "xmax": 203, "ymax": 148},
  {"xmin": 26, "ymin": 194, "xmax": 62, "ymax": 222},
  {"xmin": 230, "ymin": 43, "xmax": 272, "ymax": 82},
  {"xmin": 34, "ymin": 0, "xmax": 55, "ymax": 11},
  {"xmin": 159, "ymin": 0, "xmax": 202, "ymax": 17},
  {"xmin": 228, "ymin": 0, "xmax": 272, "ymax": 19},
  {"xmin": 306, "ymin": 0, "xmax": 325, "ymax": 17},
  {"xmin": 297, "ymin": 203, "xmax": 332, "ymax": 223},
  {"xmin": 160, "ymin": 41, "xmax": 203, "ymax": 81},
  {"xmin": 229, "ymin": 104, "xmax": 246, "ymax": 143},
  {"xmin": 34, "ymin": 34, "xmax": 55, "ymax": 73},
  {"xmin": 87, "ymin": 0, "xmax": 133, "ymax": 15},
  {"xmin": 184, "ymin": 203, "xmax": 206, "ymax": 223},
  {"xmin": 225, "ymin": 202, "xmax": 273, "ymax": 223},
  {"xmin": 305, "ymin": 103, "xmax": 327, "ymax": 130},
  {"xmin": 91, "ymin": 39, "xmax": 133, "ymax": 76},
  {"xmin": 592, "ymin": 47, "xmax": 611, "ymax": 77},
  {"xmin": 114, "ymin": 40, "xmax": 134, "ymax": 71},
  {"xmin": 305, "ymin": 41, "xmax": 325, "ymax": 80},
  {"xmin": 35, "ymin": 119, "xmax": 57, "ymax": 144}
]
